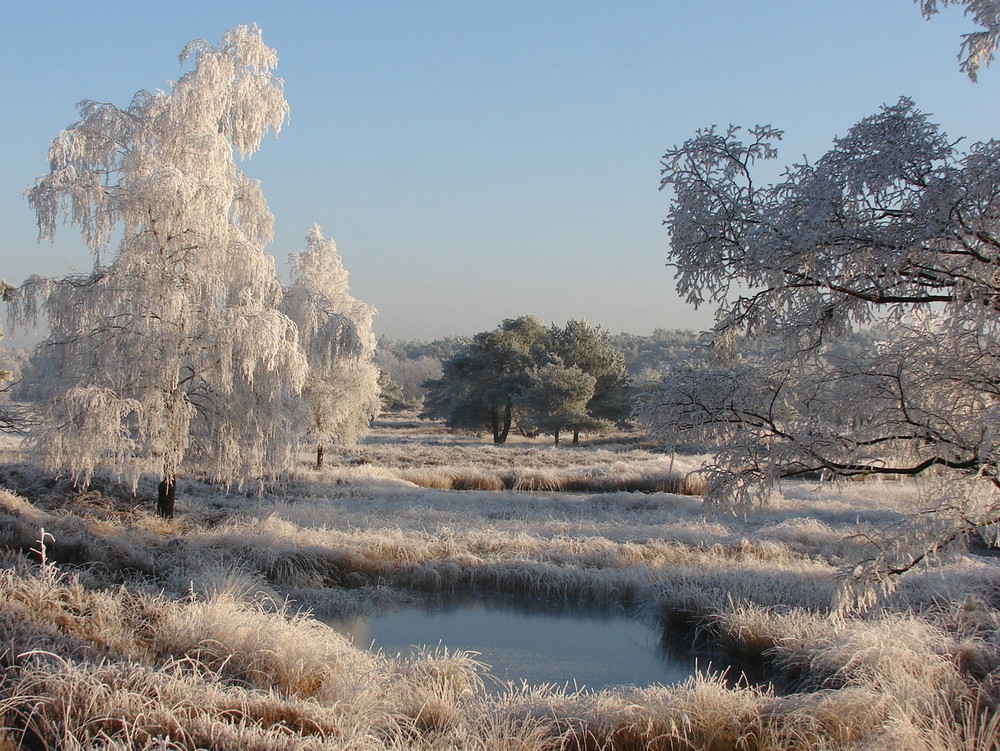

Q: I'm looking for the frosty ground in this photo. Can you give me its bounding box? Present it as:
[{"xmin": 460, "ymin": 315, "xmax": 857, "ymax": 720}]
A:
[{"xmin": 0, "ymin": 417, "xmax": 998, "ymax": 750}]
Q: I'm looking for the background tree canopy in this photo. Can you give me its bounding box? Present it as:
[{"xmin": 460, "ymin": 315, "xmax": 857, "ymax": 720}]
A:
[{"xmin": 423, "ymin": 316, "xmax": 631, "ymax": 445}]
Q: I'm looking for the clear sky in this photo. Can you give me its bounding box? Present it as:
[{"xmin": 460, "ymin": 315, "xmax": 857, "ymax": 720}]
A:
[{"xmin": 1, "ymin": 1, "xmax": 997, "ymax": 342}]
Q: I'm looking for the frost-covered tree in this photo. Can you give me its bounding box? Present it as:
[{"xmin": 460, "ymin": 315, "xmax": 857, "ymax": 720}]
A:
[
  {"xmin": 14, "ymin": 26, "xmax": 307, "ymax": 517},
  {"xmin": 423, "ymin": 316, "xmax": 548, "ymax": 444},
  {"xmin": 0, "ymin": 280, "xmax": 26, "ymax": 433},
  {"xmin": 644, "ymin": 97, "xmax": 1000, "ymax": 585},
  {"xmin": 918, "ymin": 0, "xmax": 1000, "ymax": 79},
  {"xmin": 548, "ymin": 319, "xmax": 632, "ymax": 444},
  {"xmin": 282, "ymin": 225, "xmax": 379, "ymax": 468},
  {"xmin": 423, "ymin": 317, "xmax": 630, "ymax": 445},
  {"xmin": 517, "ymin": 363, "xmax": 605, "ymax": 446}
]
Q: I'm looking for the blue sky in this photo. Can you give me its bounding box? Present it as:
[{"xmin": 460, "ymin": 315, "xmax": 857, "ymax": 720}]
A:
[{"xmin": 1, "ymin": 1, "xmax": 997, "ymax": 341}]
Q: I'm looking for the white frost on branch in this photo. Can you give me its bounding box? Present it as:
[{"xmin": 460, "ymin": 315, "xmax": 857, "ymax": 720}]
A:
[
  {"xmin": 283, "ymin": 225, "xmax": 380, "ymax": 465},
  {"xmin": 918, "ymin": 0, "xmax": 1000, "ymax": 79},
  {"xmin": 15, "ymin": 26, "xmax": 309, "ymax": 509},
  {"xmin": 646, "ymin": 97, "xmax": 1000, "ymax": 591}
]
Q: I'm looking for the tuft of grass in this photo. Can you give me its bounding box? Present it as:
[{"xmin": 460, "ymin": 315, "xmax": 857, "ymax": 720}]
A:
[
  {"xmin": 399, "ymin": 466, "xmax": 705, "ymax": 495},
  {"xmin": 151, "ymin": 587, "xmax": 387, "ymax": 703},
  {"xmin": 562, "ymin": 673, "xmax": 770, "ymax": 751},
  {"xmin": 592, "ymin": 470, "xmax": 706, "ymax": 495},
  {"xmin": 0, "ymin": 649, "xmax": 398, "ymax": 750},
  {"xmin": 710, "ymin": 602, "xmax": 786, "ymax": 659},
  {"xmin": 763, "ymin": 687, "xmax": 891, "ymax": 749},
  {"xmin": 400, "ymin": 467, "xmax": 455, "ymax": 489},
  {"xmin": 511, "ymin": 470, "xmax": 563, "ymax": 492},
  {"xmin": 465, "ymin": 712, "xmax": 558, "ymax": 751},
  {"xmin": 892, "ymin": 696, "xmax": 1000, "ymax": 751},
  {"xmin": 452, "ymin": 473, "xmax": 506, "ymax": 491},
  {"xmin": 395, "ymin": 646, "xmax": 486, "ymax": 734}
]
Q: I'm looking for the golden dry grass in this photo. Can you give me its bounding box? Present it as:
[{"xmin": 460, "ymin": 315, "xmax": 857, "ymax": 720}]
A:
[
  {"xmin": 0, "ymin": 420, "xmax": 998, "ymax": 749},
  {"xmin": 399, "ymin": 465, "xmax": 704, "ymax": 495}
]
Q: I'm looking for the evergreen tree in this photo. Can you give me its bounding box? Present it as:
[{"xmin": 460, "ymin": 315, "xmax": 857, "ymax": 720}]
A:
[
  {"xmin": 423, "ymin": 316, "xmax": 547, "ymax": 444},
  {"xmin": 548, "ymin": 320, "xmax": 632, "ymax": 444},
  {"xmin": 517, "ymin": 363, "xmax": 606, "ymax": 446},
  {"xmin": 424, "ymin": 317, "xmax": 631, "ymax": 445}
]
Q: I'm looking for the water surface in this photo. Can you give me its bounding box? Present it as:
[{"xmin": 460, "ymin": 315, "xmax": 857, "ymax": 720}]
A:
[{"xmin": 324, "ymin": 596, "xmax": 736, "ymax": 691}]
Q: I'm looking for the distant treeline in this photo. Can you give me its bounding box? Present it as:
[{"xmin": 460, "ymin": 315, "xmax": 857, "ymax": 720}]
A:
[
  {"xmin": 375, "ymin": 329, "xmax": 702, "ymax": 406},
  {"xmin": 373, "ymin": 336, "xmax": 470, "ymax": 404},
  {"xmin": 608, "ymin": 330, "xmax": 702, "ymax": 382}
]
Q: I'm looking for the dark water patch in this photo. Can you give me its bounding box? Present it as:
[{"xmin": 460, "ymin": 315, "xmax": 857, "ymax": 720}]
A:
[{"xmin": 322, "ymin": 594, "xmax": 772, "ymax": 692}]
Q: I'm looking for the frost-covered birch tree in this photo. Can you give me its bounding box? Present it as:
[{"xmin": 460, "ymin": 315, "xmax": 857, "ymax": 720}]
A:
[
  {"xmin": 16, "ymin": 25, "xmax": 308, "ymax": 517},
  {"xmin": 644, "ymin": 97, "xmax": 1000, "ymax": 587},
  {"xmin": 282, "ymin": 225, "xmax": 380, "ymax": 469}
]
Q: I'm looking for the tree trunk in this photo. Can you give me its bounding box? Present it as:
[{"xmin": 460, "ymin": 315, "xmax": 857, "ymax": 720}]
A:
[
  {"xmin": 157, "ymin": 476, "xmax": 176, "ymax": 519},
  {"xmin": 572, "ymin": 430, "xmax": 580, "ymax": 446},
  {"xmin": 498, "ymin": 400, "xmax": 513, "ymax": 444},
  {"xmin": 491, "ymin": 401, "xmax": 514, "ymax": 444},
  {"xmin": 316, "ymin": 444, "xmax": 325, "ymax": 470},
  {"xmin": 554, "ymin": 430, "xmax": 560, "ymax": 447}
]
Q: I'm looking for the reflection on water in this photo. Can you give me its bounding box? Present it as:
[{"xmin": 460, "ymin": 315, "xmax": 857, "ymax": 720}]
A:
[{"xmin": 323, "ymin": 595, "xmax": 744, "ymax": 691}]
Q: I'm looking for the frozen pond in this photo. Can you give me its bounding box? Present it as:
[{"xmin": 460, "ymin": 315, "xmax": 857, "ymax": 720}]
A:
[{"xmin": 324, "ymin": 595, "xmax": 747, "ymax": 691}]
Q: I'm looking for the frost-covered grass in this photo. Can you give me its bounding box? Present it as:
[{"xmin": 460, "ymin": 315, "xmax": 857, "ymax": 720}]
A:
[
  {"xmin": 0, "ymin": 418, "xmax": 999, "ymax": 749},
  {"xmin": 339, "ymin": 416, "xmax": 707, "ymax": 494}
]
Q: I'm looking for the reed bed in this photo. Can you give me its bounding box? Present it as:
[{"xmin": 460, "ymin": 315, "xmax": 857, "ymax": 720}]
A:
[
  {"xmin": 0, "ymin": 420, "xmax": 998, "ymax": 749},
  {"xmin": 398, "ymin": 465, "xmax": 706, "ymax": 495},
  {"xmin": 341, "ymin": 418, "xmax": 708, "ymax": 496}
]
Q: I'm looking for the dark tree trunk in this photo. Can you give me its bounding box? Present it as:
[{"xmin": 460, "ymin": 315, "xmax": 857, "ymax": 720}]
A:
[
  {"xmin": 490, "ymin": 409, "xmax": 502, "ymax": 444},
  {"xmin": 316, "ymin": 444, "xmax": 325, "ymax": 470},
  {"xmin": 498, "ymin": 400, "xmax": 513, "ymax": 444},
  {"xmin": 553, "ymin": 430, "xmax": 560, "ymax": 447},
  {"xmin": 490, "ymin": 401, "xmax": 514, "ymax": 444},
  {"xmin": 157, "ymin": 476, "xmax": 176, "ymax": 519},
  {"xmin": 572, "ymin": 430, "xmax": 580, "ymax": 446}
]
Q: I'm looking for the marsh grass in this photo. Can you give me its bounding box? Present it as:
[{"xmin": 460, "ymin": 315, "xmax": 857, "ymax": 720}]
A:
[
  {"xmin": 896, "ymin": 698, "xmax": 1000, "ymax": 751},
  {"xmin": 2, "ymin": 556, "xmax": 998, "ymax": 750},
  {"xmin": 349, "ymin": 421, "xmax": 708, "ymax": 496},
  {"xmin": 0, "ymin": 420, "xmax": 999, "ymax": 749},
  {"xmin": 399, "ymin": 465, "xmax": 705, "ymax": 495}
]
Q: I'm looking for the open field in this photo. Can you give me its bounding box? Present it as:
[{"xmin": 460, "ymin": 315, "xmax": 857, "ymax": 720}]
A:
[{"xmin": 1, "ymin": 417, "xmax": 999, "ymax": 749}]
